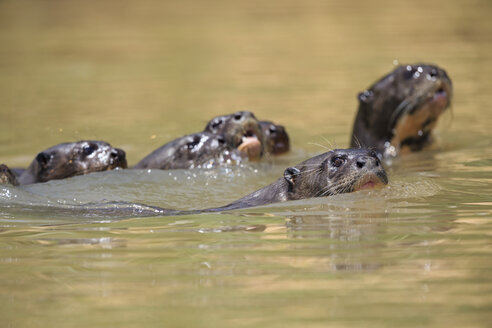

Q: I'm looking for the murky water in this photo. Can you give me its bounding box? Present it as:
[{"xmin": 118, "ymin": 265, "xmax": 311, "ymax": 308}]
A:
[{"xmin": 1, "ymin": 0, "xmax": 491, "ymax": 327}]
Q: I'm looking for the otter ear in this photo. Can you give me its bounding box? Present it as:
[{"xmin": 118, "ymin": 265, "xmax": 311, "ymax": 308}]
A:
[
  {"xmin": 35, "ymin": 152, "xmax": 51, "ymax": 169},
  {"xmin": 358, "ymin": 90, "xmax": 373, "ymax": 104},
  {"xmin": 284, "ymin": 167, "xmax": 301, "ymax": 187}
]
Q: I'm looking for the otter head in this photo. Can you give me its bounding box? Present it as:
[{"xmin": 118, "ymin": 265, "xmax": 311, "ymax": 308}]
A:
[
  {"xmin": 204, "ymin": 111, "xmax": 264, "ymax": 161},
  {"xmin": 351, "ymin": 64, "xmax": 452, "ymax": 158},
  {"xmin": 283, "ymin": 148, "xmax": 388, "ymax": 199},
  {"xmin": 21, "ymin": 140, "xmax": 127, "ymax": 184},
  {"xmin": 0, "ymin": 164, "xmax": 18, "ymax": 186},
  {"xmin": 163, "ymin": 132, "xmax": 243, "ymax": 169},
  {"xmin": 260, "ymin": 121, "xmax": 290, "ymax": 155}
]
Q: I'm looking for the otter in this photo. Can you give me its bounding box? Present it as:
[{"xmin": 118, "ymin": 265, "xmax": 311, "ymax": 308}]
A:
[
  {"xmin": 203, "ymin": 111, "xmax": 264, "ymax": 160},
  {"xmin": 211, "ymin": 147, "xmax": 387, "ymax": 212},
  {"xmin": 0, "ymin": 164, "xmax": 18, "ymax": 186},
  {"xmin": 129, "ymin": 148, "xmax": 387, "ymax": 216},
  {"xmin": 350, "ymin": 63, "xmax": 452, "ymax": 158},
  {"xmin": 260, "ymin": 121, "xmax": 290, "ymax": 155},
  {"xmin": 18, "ymin": 140, "xmax": 127, "ymax": 185},
  {"xmin": 133, "ymin": 132, "xmax": 244, "ymax": 170}
]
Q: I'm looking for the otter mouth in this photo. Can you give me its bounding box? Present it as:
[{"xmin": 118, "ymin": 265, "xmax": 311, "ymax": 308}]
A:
[
  {"xmin": 236, "ymin": 128, "xmax": 263, "ymax": 161},
  {"xmin": 352, "ymin": 172, "xmax": 388, "ymax": 192},
  {"xmin": 429, "ymin": 87, "xmax": 449, "ymax": 108}
]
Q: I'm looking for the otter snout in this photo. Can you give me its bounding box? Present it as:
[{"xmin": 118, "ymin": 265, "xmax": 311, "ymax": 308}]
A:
[
  {"xmin": 354, "ymin": 155, "xmax": 380, "ymax": 170},
  {"xmin": 353, "ymin": 152, "xmax": 388, "ymax": 187},
  {"xmin": 110, "ymin": 148, "xmax": 128, "ymax": 168}
]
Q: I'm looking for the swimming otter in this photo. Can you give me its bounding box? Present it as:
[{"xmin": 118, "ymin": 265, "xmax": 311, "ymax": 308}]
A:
[
  {"xmin": 133, "ymin": 132, "xmax": 244, "ymax": 169},
  {"xmin": 260, "ymin": 121, "xmax": 290, "ymax": 155},
  {"xmin": 203, "ymin": 111, "xmax": 264, "ymax": 160},
  {"xmin": 18, "ymin": 140, "xmax": 127, "ymax": 185},
  {"xmin": 137, "ymin": 148, "xmax": 387, "ymax": 215},
  {"xmin": 350, "ymin": 64, "xmax": 452, "ymax": 158},
  {"xmin": 0, "ymin": 164, "xmax": 18, "ymax": 186},
  {"xmin": 211, "ymin": 147, "xmax": 387, "ymax": 212}
]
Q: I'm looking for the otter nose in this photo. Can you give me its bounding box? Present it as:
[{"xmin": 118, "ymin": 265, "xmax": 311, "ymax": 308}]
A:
[
  {"xmin": 355, "ymin": 156, "xmax": 380, "ymax": 169},
  {"xmin": 111, "ymin": 148, "xmax": 126, "ymax": 160},
  {"xmin": 111, "ymin": 148, "xmax": 127, "ymax": 168}
]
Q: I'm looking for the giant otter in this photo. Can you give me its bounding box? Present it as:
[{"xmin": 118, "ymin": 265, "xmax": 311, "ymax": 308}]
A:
[
  {"xmin": 211, "ymin": 147, "xmax": 387, "ymax": 212},
  {"xmin": 260, "ymin": 121, "xmax": 290, "ymax": 155},
  {"xmin": 18, "ymin": 140, "xmax": 127, "ymax": 185},
  {"xmin": 350, "ymin": 63, "xmax": 452, "ymax": 158},
  {"xmin": 133, "ymin": 132, "xmax": 244, "ymax": 170},
  {"xmin": 0, "ymin": 164, "xmax": 18, "ymax": 186},
  {"xmin": 130, "ymin": 148, "xmax": 387, "ymax": 216},
  {"xmin": 203, "ymin": 111, "xmax": 264, "ymax": 160}
]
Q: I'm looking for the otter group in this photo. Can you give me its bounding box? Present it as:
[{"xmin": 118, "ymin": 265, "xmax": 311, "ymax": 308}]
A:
[{"xmin": 0, "ymin": 63, "xmax": 452, "ymax": 213}]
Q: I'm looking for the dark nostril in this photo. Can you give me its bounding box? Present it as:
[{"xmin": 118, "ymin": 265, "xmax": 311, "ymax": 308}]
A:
[
  {"xmin": 375, "ymin": 160, "xmax": 380, "ymax": 167},
  {"xmin": 356, "ymin": 161, "xmax": 365, "ymax": 168},
  {"xmin": 111, "ymin": 149, "xmax": 123, "ymax": 158}
]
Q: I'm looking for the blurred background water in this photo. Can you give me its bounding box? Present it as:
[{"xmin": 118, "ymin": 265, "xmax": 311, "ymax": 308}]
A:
[{"xmin": 0, "ymin": 0, "xmax": 491, "ymax": 327}]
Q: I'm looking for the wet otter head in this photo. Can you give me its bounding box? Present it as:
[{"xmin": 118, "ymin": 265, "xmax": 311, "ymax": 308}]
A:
[
  {"xmin": 284, "ymin": 148, "xmax": 388, "ymax": 199},
  {"xmin": 19, "ymin": 140, "xmax": 127, "ymax": 184},
  {"xmin": 351, "ymin": 63, "xmax": 453, "ymax": 158},
  {"xmin": 204, "ymin": 111, "xmax": 264, "ymax": 161},
  {"xmin": 260, "ymin": 121, "xmax": 290, "ymax": 155},
  {"xmin": 219, "ymin": 147, "xmax": 388, "ymax": 211},
  {"xmin": 0, "ymin": 164, "xmax": 18, "ymax": 186}
]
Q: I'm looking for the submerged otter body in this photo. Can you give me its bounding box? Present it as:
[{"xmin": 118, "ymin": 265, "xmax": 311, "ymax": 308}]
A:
[
  {"xmin": 18, "ymin": 140, "xmax": 127, "ymax": 185},
  {"xmin": 134, "ymin": 132, "xmax": 243, "ymax": 169},
  {"xmin": 0, "ymin": 164, "xmax": 18, "ymax": 186},
  {"xmin": 351, "ymin": 64, "xmax": 452, "ymax": 158}
]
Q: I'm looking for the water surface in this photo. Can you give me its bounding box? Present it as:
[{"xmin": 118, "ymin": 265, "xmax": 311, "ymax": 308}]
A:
[{"xmin": 1, "ymin": 0, "xmax": 491, "ymax": 327}]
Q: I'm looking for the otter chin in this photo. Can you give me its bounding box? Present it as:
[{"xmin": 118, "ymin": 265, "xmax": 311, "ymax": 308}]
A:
[{"xmin": 350, "ymin": 63, "xmax": 453, "ymax": 158}]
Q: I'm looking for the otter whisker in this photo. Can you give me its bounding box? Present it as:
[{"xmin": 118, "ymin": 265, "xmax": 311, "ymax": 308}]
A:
[{"xmin": 308, "ymin": 142, "xmax": 331, "ymax": 151}]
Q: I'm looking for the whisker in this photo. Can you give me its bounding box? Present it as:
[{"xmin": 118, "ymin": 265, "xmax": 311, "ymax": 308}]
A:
[{"xmin": 308, "ymin": 142, "xmax": 331, "ymax": 151}]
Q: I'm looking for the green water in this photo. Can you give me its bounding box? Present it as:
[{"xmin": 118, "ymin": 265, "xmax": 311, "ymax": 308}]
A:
[{"xmin": 1, "ymin": 0, "xmax": 491, "ymax": 327}]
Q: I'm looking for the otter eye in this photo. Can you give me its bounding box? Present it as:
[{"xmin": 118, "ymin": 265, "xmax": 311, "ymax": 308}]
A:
[
  {"xmin": 83, "ymin": 144, "xmax": 97, "ymax": 155},
  {"xmin": 331, "ymin": 156, "xmax": 345, "ymax": 167},
  {"xmin": 217, "ymin": 135, "xmax": 225, "ymax": 144},
  {"xmin": 234, "ymin": 113, "xmax": 243, "ymax": 120},
  {"xmin": 268, "ymin": 125, "xmax": 277, "ymax": 134},
  {"xmin": 187, "ymin": 136, "xmax": 201, "ymax": 150}
]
